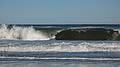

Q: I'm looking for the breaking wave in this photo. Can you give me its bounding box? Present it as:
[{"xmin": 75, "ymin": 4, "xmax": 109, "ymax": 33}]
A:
[
  {"xmin": 0, "ymin": 24, "xmax": 120, "ymax": 41},
  {"xmin": 0, "ymin": 24, "xmax": 50, "ymax": 40}
]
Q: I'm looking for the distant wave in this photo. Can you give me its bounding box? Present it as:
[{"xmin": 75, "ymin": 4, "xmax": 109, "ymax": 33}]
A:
[{"xmin": 0, "ymin": 24, "xmax": 51, "ymax": 40}]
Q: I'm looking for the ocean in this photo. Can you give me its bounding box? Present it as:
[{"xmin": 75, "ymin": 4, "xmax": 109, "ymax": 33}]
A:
[{"xmin": 0, "ymin": 24, "xmax": 120, "ymax": 67}]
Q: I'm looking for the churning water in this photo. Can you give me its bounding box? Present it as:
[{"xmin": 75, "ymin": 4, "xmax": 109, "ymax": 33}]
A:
[
  {"xmin": 0, "ymin": 24, "xmax": 50, "ymax": 40},
  {"xmin": 0, "ymin": 24, "xmax": 120, "ymax": 67}
]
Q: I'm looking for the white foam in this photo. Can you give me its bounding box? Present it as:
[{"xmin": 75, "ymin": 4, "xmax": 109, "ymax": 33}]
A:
[
  {"xmin": 0, "ymin": 42, "xmax": 120, "ymax": 52},
  {"xmin": 115, "ymin": 29, "xmax": 120, "ymax": 33},
  {"xmin": 0, "ymin": 56, "xmax": 120, "ymax": 61},
  {"xmin": 0, "ymin": 24, "xmax": 50, "ymax": 40}
]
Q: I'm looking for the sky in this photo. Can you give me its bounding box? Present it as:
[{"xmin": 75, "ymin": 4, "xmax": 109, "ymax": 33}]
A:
[{"xmin": 0, "ymin": 0, "xmax": 120, "ymax": 24}]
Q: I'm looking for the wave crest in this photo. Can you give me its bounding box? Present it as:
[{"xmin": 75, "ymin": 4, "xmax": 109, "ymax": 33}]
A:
[{"xmin": 0, "ymin": 24, "xmax": 50, "ymax": 40}]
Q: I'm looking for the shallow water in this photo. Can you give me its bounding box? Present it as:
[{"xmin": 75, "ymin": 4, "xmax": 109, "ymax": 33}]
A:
[
  {"xmin": 0, "ymin": 61, "xmax": 120, "ymax": 67},
  {"xmin": 0, "ymin": 40, "xmax": 120, "ymax": 67}
]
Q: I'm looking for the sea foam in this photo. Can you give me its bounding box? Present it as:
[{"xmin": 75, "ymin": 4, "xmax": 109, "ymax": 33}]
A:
[
  {"xmin": 0, "ymin": 41, "xmax": 120, "ymax": 52},
  {"xmin": 0, "ymin": 24, "xmax": 50, "ymax": 40}
]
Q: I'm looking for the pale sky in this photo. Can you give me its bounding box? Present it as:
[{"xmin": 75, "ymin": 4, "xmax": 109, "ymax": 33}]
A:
[{"xmin": 0, "ymin": 0, "xmax": 120, "ymax": 24}]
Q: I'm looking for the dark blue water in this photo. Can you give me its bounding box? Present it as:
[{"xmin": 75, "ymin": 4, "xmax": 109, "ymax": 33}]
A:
[{"xmin": 7, "ymin": 24, "xmax": 120, "ymax": 29}]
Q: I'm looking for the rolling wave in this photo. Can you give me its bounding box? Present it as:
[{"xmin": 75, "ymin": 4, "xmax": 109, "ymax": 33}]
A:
[{"xmin": 0, "ymin": 24, "xmax": 120, "ymax": 40}]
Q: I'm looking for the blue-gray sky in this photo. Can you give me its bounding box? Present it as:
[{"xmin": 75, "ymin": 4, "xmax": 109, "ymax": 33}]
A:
[{"xmin": 0, "ymin": 0, "xmax": 120, "ymax": 24}]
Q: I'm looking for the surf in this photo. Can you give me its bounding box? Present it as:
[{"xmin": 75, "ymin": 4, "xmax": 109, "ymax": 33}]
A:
[
  {"xmin": 0, "ymin": 24, "xmax": 50, "ymax": 40},
  {"xmin": 0, "ymin": 40, "xmax": 120, "ymax": 52}
]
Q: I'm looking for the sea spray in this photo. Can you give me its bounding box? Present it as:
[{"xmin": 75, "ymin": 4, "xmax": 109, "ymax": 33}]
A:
[{"xmin": 0, "ymin": 24, "xmax": 50, "ymax": 40}]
